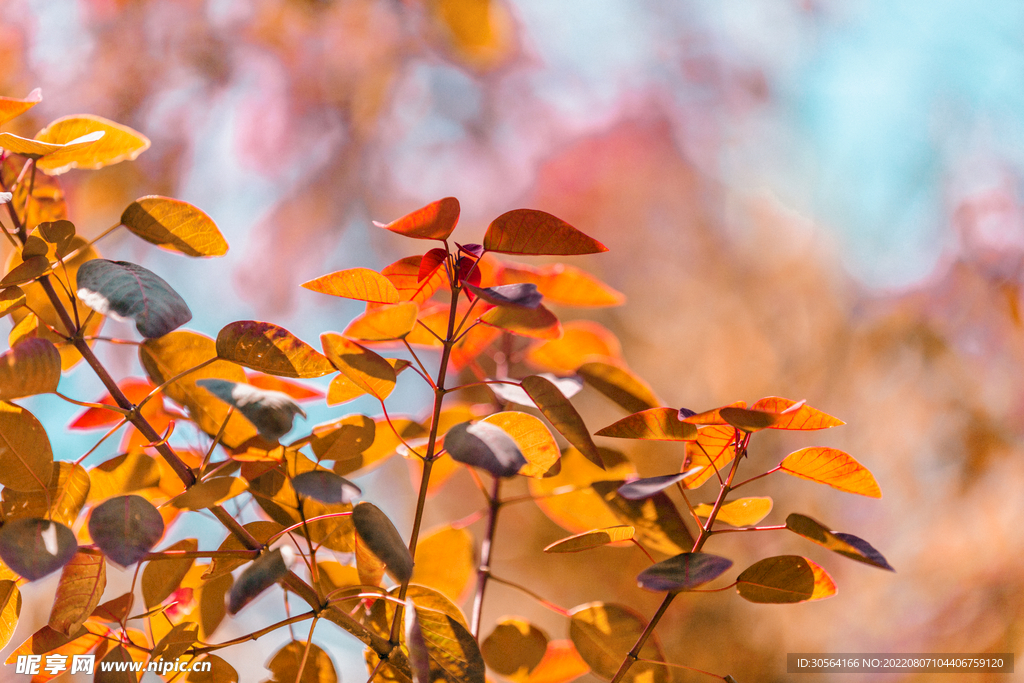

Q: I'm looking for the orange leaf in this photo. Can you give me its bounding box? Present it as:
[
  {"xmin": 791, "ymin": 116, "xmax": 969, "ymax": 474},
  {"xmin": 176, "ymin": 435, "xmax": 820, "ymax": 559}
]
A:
[
  {"xmin": 34, "ymin": 115, "xmax": 150, "ymax": 174},
  {"xmin": 751, "ymin": 397, "xmax": 845, "ymax": 430},
  {"xmin": 343, "ymin": 302, "xmax": 419, "ymax": 341},
  {"xmin": 529, "ymin": 448, "xmax": 636, "ymax": 536},
  {"xmin": 596, "ymin": 408, "xmax": 698, "ymax": 442},
  {"xmin": 482, "ymin": 411, "xmax": 560, "ymax": 478},
  {"xmin": 526, "ymin": 321, "xmax": 622, "ymax": 374},
  {"xmin": 302, "ymin": 267, "xmax": 400, "ymax": 304},
  {"xmin": 681, "ymin": 401, "xmax": 747, "ymax": 426},
  {"xmin": 0, "ymin": 131, "xmax": 104, "ymax": 160},
  {"xmin": 216, "ymin": 321, "xmax": 334, "ymax": 378},
  {"xmin": 244, "ymin": 371, "xmax": 324, "ymax": 401},
  {"xmin": 780, "ymin": 447, "xmax": 882, "ymax": 498},
  {"xmin": 321, "ymin": 333, "xmax": 396, "ymax": 400},
  {"xmin": 0, "ymin": 89, "xmax": 41, "ymax": 127},
  {"xmin": 682, "ymin": 425, "xmax": 737, "ymax": 489},
  {"xmin": 808, "ymin": 559, "xmax": 838, "ymax": 601},
  {"xmin": 483, "ymin": 209, "xmax": 607, "ymax": 255},
  {"xmin": 525, "ymin": 640, "xmax": 590, "ymax": 683},
  {"xmin": 381, "ymin": 256, "xmax": 448, "ymax": 303},
  {"xmin": 449, "ymin": 324, "xmax": 500, "ymax": 370},
  {"xmin": 499, "ymin": 262, "xmax": 624, "ymax": 307},
  {"xmin": 375, "ymin": 197, "xmax": 460, "ymax": 240},
  {"xmin": 480, "ymin": 304, "xmax": 562, "ymax": 340},
  {"xmin": 521, "ymin": 375, "xmax": 602, "ymax": 468},
  {"xmin": 576, "ymin": 361, "xmax": 661, "ymax": 414}
]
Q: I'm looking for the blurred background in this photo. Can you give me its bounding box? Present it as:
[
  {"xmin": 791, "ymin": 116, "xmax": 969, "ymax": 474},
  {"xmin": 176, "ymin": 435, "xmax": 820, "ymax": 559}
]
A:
[{"xmin": 2, "ymin": 0, "xmax": 1024, "ymax": 681}]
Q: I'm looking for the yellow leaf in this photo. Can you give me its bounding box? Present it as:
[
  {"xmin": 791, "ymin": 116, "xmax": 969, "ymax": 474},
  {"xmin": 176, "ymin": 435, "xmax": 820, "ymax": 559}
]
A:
[
  {"xmin": 376, "ymin": 197, "xmax": 460, "ymax": 240},
  {"xmin": 410, "ymin": 526, "xmax": 474, "ymax": 602},
  {"xmin": 576, "ymin": 361, "xmax": 661, "ymax": 414},
  {"xmin": 693, "ymin": 497, "xmax": 773, "ymax": 527},
  {"xmin": 120, "ymin": 195, "xmax": 228, "ymax": 257},
  {"xmin": 142, "ymin": 539, "xmax": 197, "ymax": 609},
  {"xmin": 321, "ymin": 333, "xmax": 396, "ymax": 400},
  {"xmin": 302, "ymin": 267, "xmax": 400, "ymax": 304},
  {"xmin": 543, "ymin": 526, "xmax": 634, "ymax": 553},
  {"xmin": 0, "ymin": 581, "xmax": 20, "ymax": 650},
  {"xmin": 0, "ymin": 130, "xmax": 104, "ymax": 160},
  {"xmin": 751, "ymin": 396, "xmax": 845, "ymax": 430},
  {"xmin": 482, "ymin": 411, "xmax": 559, "ymax": 478},
  {"xmin": 569, "ymin": 603, "xmax": 667, "ymax": 682},
  {"xmin": 3, "ymin": 461, "xmax": 90, "ymax": 526},
  {"xmin": 216, "ymin": 321, "xmax": 334, "ymax": 378},
  {"xmin": 344, "ymin": 302, "xmax": 419, "ymax": 341},
  {"xmin": 596, "ymin": 407, "xmax": 698, "ymax": 442},
  {"xmin": 500, "ymin": 262, "xmax": 624, "ymax": 307},
  {"xmin": 529, "ymin": 448, "xmax": 635, "ymax": 536},
  {"xmin": 526, "ymin": 320, "xmax": 622, "ymax": 373},
  {"xmin": 0, "ymin": 338, "xmax": 61, "ymax": 400},
  {"xmin": 0, "ymin": 402, "xmax": 52, "ymax": 492},
  {"xmin": 86, "ymin": 452, "xmax": 161, "ymax": 502},
  {"xmin": 48, "ymin": 552, "xmax": 105, "ymax": 636},
  {"xmin": 780, "ymin": 447, "xmax": 882, "ymax": 498},
  {"xmin": 0, "ymin": 88, "xmax": 41, "ymax": 127},
  {"xmin": 34, "ymin": 114, "xmax": 150, "ymax": 174}
]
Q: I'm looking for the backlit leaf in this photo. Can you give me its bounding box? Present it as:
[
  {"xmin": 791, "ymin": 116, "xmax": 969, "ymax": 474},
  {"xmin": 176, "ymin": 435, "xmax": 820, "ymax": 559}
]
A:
[
  {"xmin": 2, "ymin": 462, "xmax": 90, "ymax": 527},
  {"xmin": 0, "ymin": 286, "xmax": 26, "ymax": 316},
  {"xmin": 419, "ymin": 247, "xmax": 448, "ymax": 281},
  {"xmin": 526, "ymin": 321, "xmax": 622, "ymax": 373},
  {"xmin": 352, "ymin": 502, "xmax": 413, "ymax": 583},
  {"xmin": 310, "ymin": 414, "xmax": 377, "ymax": 462},
  {"xmin": 0, "ymin": 581, "xmax": 20, "ymax": 651},
  {"xmin": 592, "ymin": 480, "xmax": 695, "ymax": 555},
  {"xmin": 444, "ymin": 420, "xmax": 526, "ymax": 478},
  {"xmin": 0, "ymin": 519, "xmax": 77, "ymax": 580},
  {"xmin": 321, "ymin": 333, "xmax": 396, "ymax": 400},
  {"xmin": 499, "ymin": 262, "xmax": 624, "ymax": 307},
  {"xmin": 48, "ymin": 551, "xmax": 105, "ymax": 635},
  {"xmin": 0, "ymin": 130, "xmax": 104, "ymax": 159},
  {"xmin": 482, "ymin": 411, "xmax": 560, "ymax": 478},
  {"xmin": 326, "ymin": 372, "xmax": 367, "ymax": 405},
  {"xmin": 169, "ymin": 476, "xmax": 248, "ymax": 511},
  {"xmin": 88, "ymin": 495, "xmax": 164, "ymax": 567},
  {"xmin": 245, "ymin": 371, "xmax": 324, "ymax": 400},
  {"xmin": 736, "ymin": 555, "xmax": 816, "ymax": 604},
  {"xmin": 616, "ymin": 473, "xmax": 692, "ymax": 500},
  {"xmin": 0, "ymin": 402, "xmax": 52, "ymax": 492},
  {"xmin": 37, "ymin": 220, "xmax": 76, "ymax": 259},
  {"xmin": 415, "ymin": 605, "xmax": 485, "ymax": 683},
  {"xmin": 202, "ymin": 521, "xmax": 282, "ymax": 581},
  {"xmin": 681, "ymin": 401, "xmax": 747, "ymax": 427},
  {"xmin": 543, "ymin": 525, "xmax": 634, "ymax": 553},
  {"xmin": 198, "ymin": 574, "xmax": 233, "ymax": 640},
  {"xmin": 0, "ymin": 254, "xmax": 49, "ymax": 286},
  {"xmin": 34, "ymin": 114, "xmax": 150, "ymax": 174},
  {"xmin": 480, "ymin": 304, "xmax": 562, "ymax": 340},
  {"xmin": 780, "ymin": 447, "xmax": 882, "ymax": 498},
  {"xmin": 186, "ymin": 654, "xmax": 238, "ymax": 683},
  {"xmin": 577, "ymin": 361, "xmax": 661, "ymax": 414},
  {"xmin": 0, "ymin": 338, "xmax": 60, "ymax": 401},
  {"xmin": 694, "ymin": 497, "xmax": 773, "ymax": 527},
  {"xmin": 266, "ymin": 639, "xmax": 337, "ymax": 683},
  {"xmin": 463, "ymin": 282, "xmax": 543, "ymax": 308},
  {"xmin": 76, "ymin": 259, "xmax": 191, "ymax": 338},
  {"xmin": 569, "ymin": 603, "xmax": 667, "ymax": 682},
  {"xmin": 410, "ymin": 526, "xmax": 474, "ymax": 602},
  {"xmin": 292, "ymin": 471, "xmax": 361, "ymax": 505},
  {"xmin": 596, "ymin": 407, "xmax": 698, "ymax": 442},
  {"xmin": 120, "ymin": 195, "xmax": 228, "ymax": 257},
  {"xmin": 718, "ymin": 407, "xmax": 777, "ymax": 432},
  {"xmin": 376, "ymin": 197, "xmax": 460, "ymax": 241},
  {"xmin": 344, "ymin": 302, "xmax": 419, "ymax": 341},
  {"xmin": 484, "ymin": 210, "xmax": 607, "ymax": 255},
  {"xmin": 228, "ymin": 547, "xmax": 291, "ymax": 615},
  {"xmin": 197, "ymin": 378, "xmax": 306, "ymax": 442},
  {"xmin": 682, "ymin": 425, "xmax": 738, "ymax": 489},
  {"xmin": 0, "ymin": 88, "xmax": 41, "ymax": 127},
  {"xmin": 529, "ymin": 447, "xmax": 636, "ymax": 535},
  {"xmin": 751, "ymin": 397, "xmax": 845, "ymax": 430},
  {"xmin": 524, "ymin": 640, "xmax": 590, "ymax": 683},
  {"xmin": 521, "ymin": 375, "xmax": 602, "ymax": 468},
  {"xmin": 150, "ymin": 621, "xmax": 198, "ymax": 663},
  {"xmin": 636, "ymin": 552, "xmax": 733, "ymax": 592},
  {"xmin": 337, "ymin": 417, "xmax": 426, "ymax": 478},
  {"xmin": 483, "ymin": 617, "xmax": 548, "ymax": 681},
  {"xmin": 355, "ymin": 533, "xmax": 386, "ymax": 588},
  {"xmin": 5, "ymin": 622, "xmax": 105, "ymax": 665},
  {"xmin": 302, "ymin": 267, "xmax": 400, "ymax": 304},
  {"xmin": 86, "ymin": 452, "xmax": 160, "ymax": 502},
  {"xmin": 785, "ymin": 513, "xmax": 894, "ymax": 571},
  {"xmin": 381, "ymin": 255, "xmax": 448, "ymax": 304},
  {"xmin": 142, "ymin": 538, "xmax": 196, "ymax": 609},
  {"xmin": 216, "ymin": 321, "xmax": 333, "ymax": 378},
  {"xmin": 809, "ymin": 559, "xmax": 838, "ymax": 600},
  {"xmin": 405, "ymin": 602, "xmax": 432, "ymax": 683}
]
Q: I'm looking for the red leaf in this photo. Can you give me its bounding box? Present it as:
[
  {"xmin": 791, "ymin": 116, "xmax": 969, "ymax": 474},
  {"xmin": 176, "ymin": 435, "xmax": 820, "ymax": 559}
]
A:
[
  {"xmin": 484, "ymin": 209, "xmax": 607, "ymax": 255},
  {"xmin": 375, "ymin": 197, "xmax": 460, "ymax": 240}
]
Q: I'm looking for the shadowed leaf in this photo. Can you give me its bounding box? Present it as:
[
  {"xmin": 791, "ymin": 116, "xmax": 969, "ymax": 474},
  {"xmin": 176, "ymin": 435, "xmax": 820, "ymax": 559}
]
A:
[
  {"xmin": 89, "ymin": 495, "xmax": 164, "ymax": 567},
  {"xmin": 0, "ymin": 519, "xmax": 77, "ymax": 581},
  {"xmin": 76, "ymin": 259, "xmax": 191, "ymax": 338},
  {"xmin": 302, "ymin": 267, "xmax": 400, "ymax": 304},
  {"xmin": 616, "ymin": 473, "xmax": 693, "ymax": 500},
  {"xmin": 719, "ymin": 407, "xmax": 777, "ymax": 432},
  {"xmin": 227, "ymin": 547, "xmax": 291, "ymax": 615},
  {"xmin": 198, "ymin": 574, "xmax": 232, "ymax": 640},
  {"xmin": 521, "ymin": 375, "xmax": 602, "ymax": 468},
  {"xmin": 376, "ymin": 197, "xmax": 460, "ymax": 241},
  {"xmin": 529, "ymin": 448, "xmax": 636, "ymax": 535},
  {"xmin": 780, "ymin": 447, "xmax": 882, "ymax": 498},
  {"xmin": 592, "ymin": 481, "xmax": 695, "ymax": 555},
  {"xmin": 86, "ymin": 452, "xmax": 160, "ymax": 502},
  {"xmin": 445, "ymin": 420, "xmax": 526, "ymax": 478},
  {"xmin": 96, "ymin": 645, "xmax": 136, "ymax": 683},
  {"xmin": 483, "ymin": 617, "xmax": 549, "ymax": 681},
  {"xmin": 694, "ymin": 497, "xmax": 773, "ymax": 527},
  {"xmin": 490, "ymin": 374, "xmax": 582, "ymax": 407},
  {"xmin": 309, "ymin": 414, "xmax": 376, "ymax": 462},
  {"xmin": 34, "ymin": 114, "xmax": 150, "ymax": 174},
  {"xmin": 419, "ymin": 247, "xmax": 448, "ymax": 280},
  {"xmin": 0, "ymin": 338, "xmax": 60, "ymax": 400},
  {"xmin": 0, "ymin": 581, "xmax": 20, "ymax": 650},
  {"xmin": 596, "ymin": 407, "xmax": 698, "ymax": 442},
  {"xmin": 544, "ymin": 525, "xmax": 634, "ymax": 553},
  {"xmin": 0, "ymin": 402, "xmax": 53, "ymax": 492},
  {"xmin": 344, "ymin": 302, "xmax": 419, "ymax": 341},
  {"xmin": 736, "ymin": 555, "xmax": 816, "ymax": 603},
  {"xmin": 151, "ymin": 621, "xmax": 198, "ymax": 663},
  {"xmin": 481, "ymin": 304, "xmax": 562, "ymax": 339},
  {"xmin": 266, "ymin": 640, "xmax": 337, "ymax": 683},
  {"xmin": 245, "ymin": 371, "xmax": 324, "ymax": 400},
  {"xmin": 120, "ymin": 195, "xmax": 228, "ymax": 257},
  {"xmin": 0, "ymin": 254, "xmax": 49, "ymax": 286},
  {"xmin": 500, "ymin": 262, "xmax": 624, "ymax": 307},
  {"xmin": 352, "ymin": 502, "xmax": 413, "ymax": 583},
  {"xmin": 484, "ymin": 210, "xmax": 607, "ymax": 255},
  {"xmin": 463, "ymin": 282, "xmax": 543, "ymax": 308},
  {"xmin": 577, "ymin": 361, "xmax": 660, "ymax": 414},
  {"xmin": 216, "ymin": 321, "xmax": 333, "ymax": 378},
  {"xmin": 203, "ymin": 521, "xmax": 282, "ymax": 581},
  {"xmin": 197, "ymin": 378, "xmax": 306, "ymax": 442},
  {"xmin": 752, "ymin": 397, "xmax": 845, "ymax": 430},
  {"xmin": 637, "ymin": 552, "xmax": 733, "ymax": 592},
  {"xmin": 169, "ymin": 476, "xmax": 248, "ymax": 511},
  {"xmin": 90, "ymin": 593, "xmax": 133, "ymax": 624},
  {"xmin": 483, "ymin": 411, "xmax": 560, "ymax": 478},
  {"xmin": 186, "ymin": 654, "xmax": 238, "ymax": 683},
  {"xmin": 405, "ymin": 601, "xmax": 432, "ymax": 683},
  {"xmin": 0, "ymin": 286, "xmax": 26, "ymax": 316},
  {"xmin": 321, "ymin": 333, "xmax": 396, "ymax": 400},
  {"xmin": 785, "ymin": 513, "xmax": 894, "ymax": 571},
  {"xmin": 49, "ymin": 552, "xmax": 105, "ymax": 635},
  {"xmin": 0, "ymin": 130, "xmax": 104, "ymax": 160},
  {"xmin": 292, "ymin": 471, "xmax": 361, "ymax": 504},
  {"xmin": 0, "ymin": 88, "xmax": 40, "ymax": 127},
  {"xmin": 526, "ymin": 321, "xmax": 622, "ymax": 374},
  {"xmin": 569, "ymin": 603, "xmax": 667, "ymax": 682}
]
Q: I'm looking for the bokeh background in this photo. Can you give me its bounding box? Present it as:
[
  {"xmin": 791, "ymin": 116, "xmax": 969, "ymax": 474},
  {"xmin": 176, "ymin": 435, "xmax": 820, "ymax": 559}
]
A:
[{"xmin": 2, "ymin": 0, "xmax": 1024, "ymax": 681}]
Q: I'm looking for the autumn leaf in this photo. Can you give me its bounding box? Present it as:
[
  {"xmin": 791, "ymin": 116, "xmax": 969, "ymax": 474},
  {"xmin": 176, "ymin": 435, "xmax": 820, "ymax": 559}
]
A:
[
  {"xmin": 568, "ymin": 603, "xmax": 667, "ymax": 683},
  {"xmin": 0, "ymin": 519, "xmax": 77, "ymax": 581},
  {"xmin": 543, "ymin": 526, "xmax": 635, "ymax": 554},
  {"xmin": 0, "ymin": 337, "xmax": 61, "ymax": 401},
  {"xmin": 375, "ymin": 197, "xmax": 460, "ymax": 240},
  {"xmin": 49, "ymin": 552, "xmax": 106, "ymax": 635},
  {"xmin": 780, "ymin": 447, "xmax": 882, "ymax": 498},
  {"xmin": 0, "ymin": 402, "xmax": 53, "ymax": 492},
  {"xmin": 499, "ymin": 262, "xmax": 624, "ymax": 307},
  {"xmin": 636, "ymin": 553, "xmax": 733, "ymax": 592},
  {"xmin": 352, "ymin": 502, "xmax": 412, "ymax": 583},
  {"xmin": 484, "ymin": 209, "xmax": 608, "ymax": 255},
  {"xmin": 482, "ymin": 618, "xmax": 549, "ymax": 681},
  {"xmin": 76, "ymin": 259, "xmax": 192, "ymax": 338},
  {"xmin": 34, "ymin": 114, "xmax": 150, "ymax": 174},
  {"xmin": 0, "ymin": 88, "xmax": 41, "ymax": 127},
  {"xmin": 302, "ymin": 267, "xmax": 400, "ymax": 304},
  {"xmin": 596, "ymin": 407, "xmax": 698, "ymax": 442},
  {"xmin": 120, "ymin": 196, "xmax": 228, "ymax": 257},
  {"xmin": 751, "ymin": 397, "xmax": 845, "ymax": 430}
]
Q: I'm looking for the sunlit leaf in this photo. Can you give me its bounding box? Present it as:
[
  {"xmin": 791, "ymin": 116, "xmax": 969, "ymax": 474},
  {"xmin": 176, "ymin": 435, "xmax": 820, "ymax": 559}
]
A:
[
  {"xmin": 520, "ymin": 374, "xmax": 602, "ymax": 469},
  {"xmin": 592, "ymin": 481, "xmax": 695, "ymax": 555},
  {"xmin": 326, "ymin": 372, "xmax": 367, "ymax": 405},
  {"xmin": 228, "ymin": 547, "xmax": 291, "ymax": 615},
  {"xmin": 197, "ymin": 378, "xmax": 306, "ymax": 442},
  {"xmin": 751, "ymin": 397, "xmax": 845, "ymax": 430},
  {"xmin": 0, "ymin": 581, "xmax": 21, "ymax": 651},
  {"xmin": 596, "ymin": 407, "xmax": 698, "ymax": 442},
  {"xmin": 245, "ymin": 371, "xmax": 324, "ymax": 400},
  {"xmin": 216, "ymin": 321, "xmax": 333, "ymax": 378},
  {"xmin": 577, "ymin": 361, "xmax": 661, "ymax": 414},
  {"xmin": 736, "ymin": 555, "xmax": 817, "ymax": 604},
  {"xmin": 303, "ymin": 267, "xmax": 400, "ymax": 304},
  {"xmin": 682, "ymin": 425, "xmax": 737, "ymax": 489},
  {"xmin": 0, "ymin": 88, "xmax": 41, "ymax": 127},
  {"xmin": 140, "ymin": 330, "xmax": 257, "ymax": 448},
  {"xmin": 0, "ymin": 254, "xmax": 49, "ymax": 286},
  {"xmin": 410, "ymin": 526, "xmax": 474, "ymax": 602},
  {"xmin": 808, "ymin": 559, "xmax": 838, "ymax": 600},
  {"xmin": 381, "ymin": 255, "xmax": 448, "ymax": 303},
  {"xmin": 88, "ymin": 495, "xmax": 164, "ymax": 567},
  {"xmin": 785, "ymin": 513, "xmax": 894, "ymax": 571},
  {"xmin": 450, "ymin": 322, "xmax": 501, "ymax": 370},
  {"xmin": 292, "ymin": 471, "xmax": 361, "ymax": 505},
  {"xmin": 376, "ymin": 197, "xmax": 460, "ymax": 241},
  {"xmin": 0, "ymin": 130, "xmax": 104, "ymax": 159},
  {"xmin": 86, "ymin": 452, "xmax": 160, "ymax": 502},
  {"xmin": 526, "ymin": 321, "xmax": 621, "ymax": 374},
  {"xmin": 352, "ymin": 502, "xmax": 413, "ymax": 583},
  {"xmin": 169, "ymin": 476, "xmax": 248, "ymax": 511},
  {"xmin": 444, "ymin": 420, "xmax": 526, "ymax": 478},
  {"xmin": 780, "ymin": 447, "xmax": 882, "ymax": 498},
  {"xmin": 2, "ymin": 155, "xmax": 68, "ymax": 236},
  {"xmin": 636, "ymin": 552, "xmax": 733, "ymax": 592},
  {"xmin": 8, "ymin": 311, "xmax": 37, "ymax": 346},
  {"xmin": 76, "ymin": 259, "xmax": 191, "ymax": 338},
  {"xmin": 120, "ymin": 195, "xmax": 228, "ymax": 257},
  {"xmin": 490, "ymin": 374, "xmax": 582, "ymax": 407},
  {"xmin": 90, "ymin": 593, "xmax": 133, "ymax": 624},
  {"xmin": 411, "ymin": 600, "xmax": 484, "ymax": 683},
  {"xmin": 321, "ymin": 333, "xmax": 396, "ymax": 400},
  {"xmin": 529, "ymin": 447, "xmax": 636, "ymax": 535},
  {"xmin": 355, "ymin": 533, "xmax": 386, "ymax": 588},
  {"xmin": 692, "ymin": 497, "xmax": 773, "ymax": 527},
  {"xmin": 202, "ymin": 521, "xmax": 282, "ymax": 581},
  {"xmin": 524, "ymin": 640, "xmax": 590, "ymax": 683},
  {"xmin": 616, "ymin": 473, "xmax": 692, "ymax": 500},
  {"xmin": 150, "ymin": 621, "xmax": 198, "ymax": 663},
  {"xmin": 34, "ymin": 114, "xmax": 150, "ymax": 174},
  {"xmin": 0, "ymin": 339, "xmax": 58, "ymax": 403},
  {"xmin": 484, "ymin": 210, "xmax": 607, "ymax": 255},
  {"xmin": 186, "ymin": 654, "xmax": 238, "ymax": 683},
  {"xmin": 481, "ymin": 304, "xmax": 562, "ymax": 340},
  {"xmin": 2, "ymin": 462, "xmax": 89, "ymax": 528},
  {"xmin": 499, "ymin": 262, "xmax": 623, "ymax": 308},
  {"xmin": 0, "ymin": 286, "xmax": 26, "ymax": 317},
  {"xmin": 419, "ymin": 247, "xmax": 448, "ymax": 282},
  {"xmin": 569, "ymin": 603, "xmax": 667, "ymax": 682},
  {"xmin": 482, "ymin": 411, "xmax": 560, "ymax": 478},
  {"xmin": 483, "ymin": 617, "xmax": 549, "ymax": 682},
  {"xmin": 309, "ymin": 414, "xmax": 376, "ymax": 462},
  {"xmin": 49, "ymin": 552, "xmax": 105, "ymax": 635},
  {"xmin": 543, "ymin": 525, "xmax": 634, "ymax": 553},
  {"xmin": 0, "ymin": 518, "xmax": 77, "ymax": 580},
  {"xmin": 266, "ymin": 639, "xmax": 337, "ymax": 683},
  {"xmin": 344, "ymin": 302, "xmax": 419, "ymax": 341},
  {"xmin": 0, "ymin": 401, "xmax": 52, "ymax": 492}
]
